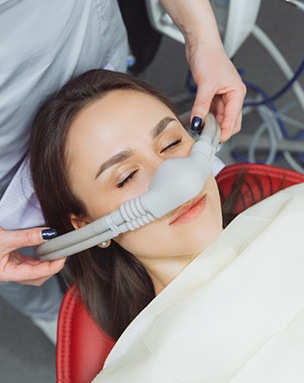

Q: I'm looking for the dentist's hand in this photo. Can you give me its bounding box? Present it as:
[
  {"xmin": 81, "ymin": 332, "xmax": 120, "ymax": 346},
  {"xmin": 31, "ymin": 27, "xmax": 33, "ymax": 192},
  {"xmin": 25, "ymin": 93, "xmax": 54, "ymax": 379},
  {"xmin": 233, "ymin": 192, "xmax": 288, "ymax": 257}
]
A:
[
  {"xmin": 188, "ymin": 43, "xmax": 246, "ymax": 142},
  {"xmin": 160, "ymin": 0, "xmax": 247, "ymax": 142},
  {"xmin": 0, "ymin": 227, "xmax": 65, "ymax": 285}
]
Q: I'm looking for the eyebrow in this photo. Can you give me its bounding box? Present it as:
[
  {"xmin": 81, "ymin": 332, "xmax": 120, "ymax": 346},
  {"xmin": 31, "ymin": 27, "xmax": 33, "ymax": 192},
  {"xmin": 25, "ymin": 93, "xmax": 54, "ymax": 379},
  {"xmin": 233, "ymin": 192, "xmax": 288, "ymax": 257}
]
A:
[
  {"xmin": 151, "ymin": 116, "xmax": 176, "ymax": 138},
  {"xmin": 95, "ymin": 150, "xmax": 134, "ymax": 179},
  {"xmin": 95, "ymin": 116, "xmax": 176, "ymax": 179}
]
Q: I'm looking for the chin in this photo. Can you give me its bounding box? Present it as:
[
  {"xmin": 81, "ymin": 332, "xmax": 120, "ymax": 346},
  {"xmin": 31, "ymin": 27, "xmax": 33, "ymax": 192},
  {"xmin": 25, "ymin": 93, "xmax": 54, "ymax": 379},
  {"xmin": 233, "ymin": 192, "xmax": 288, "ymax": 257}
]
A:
[{"xmin": 190, "ymin": 225, "xmax": 223, "ymax": 256}]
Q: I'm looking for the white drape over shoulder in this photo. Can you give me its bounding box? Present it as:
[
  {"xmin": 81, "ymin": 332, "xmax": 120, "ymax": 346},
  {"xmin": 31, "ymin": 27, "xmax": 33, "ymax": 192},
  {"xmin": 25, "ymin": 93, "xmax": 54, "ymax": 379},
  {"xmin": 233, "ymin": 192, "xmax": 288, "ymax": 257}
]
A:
[{"xmin": 93, "ymin": 184, "xmax": 304, "ymax": 383}]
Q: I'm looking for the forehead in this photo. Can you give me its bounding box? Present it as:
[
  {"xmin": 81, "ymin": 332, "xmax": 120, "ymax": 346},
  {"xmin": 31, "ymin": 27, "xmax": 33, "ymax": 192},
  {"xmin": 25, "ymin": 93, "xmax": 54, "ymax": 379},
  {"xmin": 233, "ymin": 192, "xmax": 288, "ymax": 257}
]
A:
[
  {"xmin": 83, "ymin": 88, "xmax": 170, "ymax": 116},
  {"xmin": 66, "ymin": 89, "xmax": 176, "ymax": 159},
  {"xmin": 70, "ymin": 89, "xmax": 175, "ymax": 136}
]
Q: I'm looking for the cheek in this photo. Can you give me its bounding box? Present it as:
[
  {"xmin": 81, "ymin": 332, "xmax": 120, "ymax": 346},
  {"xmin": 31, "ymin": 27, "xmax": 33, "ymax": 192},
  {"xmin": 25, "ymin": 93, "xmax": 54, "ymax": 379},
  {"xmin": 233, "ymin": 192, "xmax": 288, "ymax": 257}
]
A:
[
  {"xmin": 85, "ymin": 173, "xmax": 153, "ymax": 221},
  {"xmin": 114, "ymin": 220, "xmax": 163, "ymax": 256}
]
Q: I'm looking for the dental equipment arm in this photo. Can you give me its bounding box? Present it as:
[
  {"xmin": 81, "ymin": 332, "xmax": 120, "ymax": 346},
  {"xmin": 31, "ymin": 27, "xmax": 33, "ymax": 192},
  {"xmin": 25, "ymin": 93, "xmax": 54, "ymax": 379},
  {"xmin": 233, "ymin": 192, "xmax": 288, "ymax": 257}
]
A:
[{"xmin": 37, "ymin": 114, "xmax": 220, "ymax": 260}]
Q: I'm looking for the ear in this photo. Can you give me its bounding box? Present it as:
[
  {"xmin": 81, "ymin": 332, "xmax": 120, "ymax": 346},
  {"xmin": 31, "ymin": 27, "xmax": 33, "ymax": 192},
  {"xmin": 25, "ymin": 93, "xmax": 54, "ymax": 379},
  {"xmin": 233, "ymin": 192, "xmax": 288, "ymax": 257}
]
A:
[{"xmin": 70, "ymin": 213, "xmax": 92, "ymax": 230}]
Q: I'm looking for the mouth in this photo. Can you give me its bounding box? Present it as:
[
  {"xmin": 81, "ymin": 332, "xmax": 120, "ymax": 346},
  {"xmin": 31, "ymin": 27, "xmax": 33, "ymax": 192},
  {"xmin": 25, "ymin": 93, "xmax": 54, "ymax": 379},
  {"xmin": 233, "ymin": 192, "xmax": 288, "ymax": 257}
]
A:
[{"xmin": 169, "ymin": 194, "xmax": 207, "ymax": 225}]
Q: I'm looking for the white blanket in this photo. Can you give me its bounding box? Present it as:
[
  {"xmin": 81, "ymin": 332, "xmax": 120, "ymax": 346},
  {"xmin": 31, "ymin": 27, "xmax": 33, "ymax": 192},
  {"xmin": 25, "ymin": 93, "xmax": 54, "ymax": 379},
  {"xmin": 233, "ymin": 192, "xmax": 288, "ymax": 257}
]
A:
[{"xmin": 93, "ymin": 184, "xmax": 304, "ymax": 383}]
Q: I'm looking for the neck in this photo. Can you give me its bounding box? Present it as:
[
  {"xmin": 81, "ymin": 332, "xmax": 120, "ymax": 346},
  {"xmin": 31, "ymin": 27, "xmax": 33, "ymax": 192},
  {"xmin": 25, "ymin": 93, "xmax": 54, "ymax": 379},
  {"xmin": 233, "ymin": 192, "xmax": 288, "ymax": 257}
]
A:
[{"xmin": 142, "ymin": 253, "xmax": 198, "ymax": 295}]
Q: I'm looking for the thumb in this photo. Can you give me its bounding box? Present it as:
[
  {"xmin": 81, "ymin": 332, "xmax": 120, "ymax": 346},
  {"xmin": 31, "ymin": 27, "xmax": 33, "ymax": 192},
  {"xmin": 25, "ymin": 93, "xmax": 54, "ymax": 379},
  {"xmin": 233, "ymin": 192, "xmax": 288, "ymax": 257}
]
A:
[{"xmin": 190, "ymin": 84, "xmax": 214, "ymax": 124}]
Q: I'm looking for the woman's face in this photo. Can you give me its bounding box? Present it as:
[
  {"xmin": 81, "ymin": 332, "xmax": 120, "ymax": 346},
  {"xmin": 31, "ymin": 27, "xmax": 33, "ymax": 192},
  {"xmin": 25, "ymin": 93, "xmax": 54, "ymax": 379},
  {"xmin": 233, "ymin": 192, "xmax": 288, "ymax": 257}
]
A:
[{"xmin": 66, "ymin": 90, "xmax": 222, "ymax": 265}]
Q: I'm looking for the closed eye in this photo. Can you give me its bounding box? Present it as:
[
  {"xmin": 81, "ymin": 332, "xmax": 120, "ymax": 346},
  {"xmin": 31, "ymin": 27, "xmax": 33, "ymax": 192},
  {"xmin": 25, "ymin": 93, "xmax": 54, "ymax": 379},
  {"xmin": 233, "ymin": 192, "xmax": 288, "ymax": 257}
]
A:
[
  {"xmin": 160, "ymin": 137, "xmax": 182, "ymax": 153},
  {"xmin": 117, "ymin": 170, "xmax": 138, "ymax": 188}
]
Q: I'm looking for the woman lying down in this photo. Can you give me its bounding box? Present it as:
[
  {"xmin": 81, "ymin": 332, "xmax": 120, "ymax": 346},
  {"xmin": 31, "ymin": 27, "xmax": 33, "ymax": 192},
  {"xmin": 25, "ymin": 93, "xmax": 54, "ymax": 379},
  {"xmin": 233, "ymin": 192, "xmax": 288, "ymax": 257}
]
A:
[{"xmin": 30, "ymin": 69, "xmax": 304, "ymax": 382}]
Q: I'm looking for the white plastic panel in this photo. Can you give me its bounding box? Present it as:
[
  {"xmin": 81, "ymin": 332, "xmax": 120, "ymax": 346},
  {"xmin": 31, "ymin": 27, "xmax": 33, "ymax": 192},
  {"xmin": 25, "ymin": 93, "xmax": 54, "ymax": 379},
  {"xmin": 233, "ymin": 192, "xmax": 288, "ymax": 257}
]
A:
[{"xmin": 145, "ymin": 0, "xmax": 262, "ymax": 58}]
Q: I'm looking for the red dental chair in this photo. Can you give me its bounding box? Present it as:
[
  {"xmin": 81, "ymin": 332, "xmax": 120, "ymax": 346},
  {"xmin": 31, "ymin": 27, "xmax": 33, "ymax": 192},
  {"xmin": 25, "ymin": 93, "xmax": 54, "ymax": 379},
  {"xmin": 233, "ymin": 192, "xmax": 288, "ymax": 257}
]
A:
[{"xmin": 56, "ymin": 163, "xmax": 304, "ymax": 383}]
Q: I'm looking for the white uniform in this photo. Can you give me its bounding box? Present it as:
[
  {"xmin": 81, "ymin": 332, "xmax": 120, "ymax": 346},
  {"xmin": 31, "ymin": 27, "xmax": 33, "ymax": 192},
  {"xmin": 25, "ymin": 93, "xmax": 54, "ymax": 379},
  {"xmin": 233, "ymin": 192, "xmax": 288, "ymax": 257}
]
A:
[
  {"xmin": 0, "ymin": 0, "xmax": 127, "ymax": 320},
  {"xmin": 0, "ymin": 0, "xmax": 127, "ymax": 197}
]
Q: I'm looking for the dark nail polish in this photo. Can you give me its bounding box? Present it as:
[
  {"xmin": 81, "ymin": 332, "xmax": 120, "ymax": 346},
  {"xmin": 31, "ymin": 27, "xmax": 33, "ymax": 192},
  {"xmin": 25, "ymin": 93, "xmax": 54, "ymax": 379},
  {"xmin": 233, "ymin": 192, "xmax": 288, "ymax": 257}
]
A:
[
  {"xmin": 41, "ymin": 228, "xmax": 57, "ymax": 240},
  {"xmin": 191, "ymin": 116, "xmax": 203, "ymax": 133},
  {"xmin": 65, "ymin": 256, "xmax": 71, "ymax": 265}
]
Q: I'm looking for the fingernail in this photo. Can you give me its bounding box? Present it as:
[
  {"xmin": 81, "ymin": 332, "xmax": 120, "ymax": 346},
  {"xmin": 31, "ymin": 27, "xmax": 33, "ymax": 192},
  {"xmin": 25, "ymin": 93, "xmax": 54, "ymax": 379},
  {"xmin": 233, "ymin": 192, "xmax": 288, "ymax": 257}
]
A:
[
  {"xmin": 65, "ymin": 256, "xmax": 71, "ymax": 265},
  {"xmin": 191, "ymin": 116, "xmax": 203, "ymax": 132},
  {"xmin": 41, "ymin": 228, "xmax": 57, "ymax": 240}
]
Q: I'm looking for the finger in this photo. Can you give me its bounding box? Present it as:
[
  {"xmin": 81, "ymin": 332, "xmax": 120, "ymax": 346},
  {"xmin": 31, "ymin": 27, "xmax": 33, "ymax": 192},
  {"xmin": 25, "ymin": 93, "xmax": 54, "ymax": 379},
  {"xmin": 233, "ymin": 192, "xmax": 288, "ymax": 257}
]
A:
[
  {"xmin": 20, "ymin": 277, "xmax": 51, "ymax": 286},
  {"xmin": 18, "ymin": 261, "xmax": 65, "ymax": 285},
  {"xmin": 219, "ymin": 91, "xmax": 244, "ymax": 142},
  {"xmin": 210, "ymin": 95, "xmax": 225, "ymax": 124},
  {"xmin": 0, "ymin": 226, "xmax": 56, "ymax": 253},
  {"xmin": 4, "ymin": 257, "xmax": 65, "ymax": 284},
  {"xmin": 190, "ymin": 83, "xmax": 215, "ymax": 125}
]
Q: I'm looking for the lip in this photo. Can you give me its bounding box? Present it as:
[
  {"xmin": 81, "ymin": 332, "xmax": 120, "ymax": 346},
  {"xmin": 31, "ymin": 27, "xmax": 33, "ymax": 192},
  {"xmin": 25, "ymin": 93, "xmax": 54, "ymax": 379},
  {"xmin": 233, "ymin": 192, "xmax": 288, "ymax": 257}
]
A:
[{"xmin": 169, "ymin": 194, "xmax": 207, "ymax": 225}]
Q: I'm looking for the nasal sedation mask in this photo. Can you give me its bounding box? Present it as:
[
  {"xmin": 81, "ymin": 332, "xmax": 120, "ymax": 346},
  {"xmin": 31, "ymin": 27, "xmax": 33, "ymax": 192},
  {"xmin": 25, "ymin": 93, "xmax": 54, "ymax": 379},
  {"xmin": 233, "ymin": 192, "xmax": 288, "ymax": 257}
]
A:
[{"xmin": 37, "ymin": 114, "xmax": 221, "ymax": 260}]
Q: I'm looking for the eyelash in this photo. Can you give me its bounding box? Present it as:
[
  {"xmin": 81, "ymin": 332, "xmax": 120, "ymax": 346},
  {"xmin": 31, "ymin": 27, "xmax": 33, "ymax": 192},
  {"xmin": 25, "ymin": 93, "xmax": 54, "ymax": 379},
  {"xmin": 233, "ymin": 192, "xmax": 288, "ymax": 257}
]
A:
[
  {"xmin": 117, "ymin": 170, "xmax": 138, "ymax": 188},
  {"xmin": 117, "ymin": 137, "xmax": 183, "ymax": 188},
  {"xmin": 160, "ymin": 137, "xmax": 182, "ymax": 153}
]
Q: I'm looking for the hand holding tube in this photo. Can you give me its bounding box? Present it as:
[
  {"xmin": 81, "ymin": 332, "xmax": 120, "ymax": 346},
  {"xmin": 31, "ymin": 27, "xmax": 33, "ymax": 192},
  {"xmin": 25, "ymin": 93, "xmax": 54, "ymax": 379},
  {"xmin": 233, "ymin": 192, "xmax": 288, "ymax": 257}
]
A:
[{"xmin": 0, "ymin": 227, "xmax": 64, "ymax": 284}]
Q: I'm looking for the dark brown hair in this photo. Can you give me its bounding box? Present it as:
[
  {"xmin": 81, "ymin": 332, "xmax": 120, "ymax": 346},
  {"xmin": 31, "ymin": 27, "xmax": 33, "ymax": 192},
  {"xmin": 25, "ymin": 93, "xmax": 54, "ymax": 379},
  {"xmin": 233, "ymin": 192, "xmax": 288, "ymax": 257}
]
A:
[{"xmin": 30, "ymin": 69, "xmax": 178, "ymax": 340}]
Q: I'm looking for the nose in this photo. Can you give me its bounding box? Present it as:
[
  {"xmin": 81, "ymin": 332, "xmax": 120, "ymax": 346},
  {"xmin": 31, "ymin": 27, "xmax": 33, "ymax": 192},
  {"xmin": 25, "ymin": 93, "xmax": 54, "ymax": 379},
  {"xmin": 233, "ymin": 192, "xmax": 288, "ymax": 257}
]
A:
[
  {"xmin": 145, "ymin": 141, "xmax": 193, "ymax": 189},
  {"xmin": 143, "ymin": 155, "xmax": 164, "ymax": 192},
  {"xmin": 140, "ymin": 114, "xmax": 220, "ymax": 218}
]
